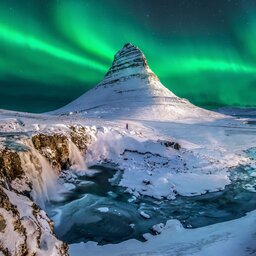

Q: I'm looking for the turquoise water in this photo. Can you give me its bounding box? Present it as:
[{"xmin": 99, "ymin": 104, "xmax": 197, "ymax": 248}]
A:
[{"xmin": 46, "ymin": 154, "xmax": 256, "ymax": 245}]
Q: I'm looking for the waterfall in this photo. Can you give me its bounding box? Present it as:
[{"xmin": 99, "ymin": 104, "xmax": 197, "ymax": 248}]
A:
[
  {"xmin": 68, "ymin": 140, "xmax": 86, "ymax": 170},
  {"xmin": 19, "ymin": 140, "xmax": 59, "ymax": 208},
  {"xmin": 18, "ymin": 138, "xmax": 87, "ymax": 208}
]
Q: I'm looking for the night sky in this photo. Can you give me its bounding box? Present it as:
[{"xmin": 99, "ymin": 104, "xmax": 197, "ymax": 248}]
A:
[{"xmin": 0, "ymin": 0, "xmax": 256, "ymax": 112}]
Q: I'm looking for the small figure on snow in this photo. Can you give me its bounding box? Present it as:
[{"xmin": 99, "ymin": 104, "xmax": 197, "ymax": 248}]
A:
[{"xmin": 126, "ymin": 123, "xmax": 129, "ymax": 130}]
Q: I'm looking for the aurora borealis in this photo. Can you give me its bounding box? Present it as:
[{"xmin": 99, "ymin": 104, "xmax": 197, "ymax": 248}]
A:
[{"xmin": 0, "ymin": 0, "xmax": 256, "ymax": 112}]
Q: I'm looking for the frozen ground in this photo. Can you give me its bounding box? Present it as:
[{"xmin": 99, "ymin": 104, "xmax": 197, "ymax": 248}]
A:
[
  {"xmin": 1, "ymin": 106, "xmax": 255, "ymax": 256},
  {"xmin": 69, "ymin": 210, "xmax": 256, "ymax": 256}
]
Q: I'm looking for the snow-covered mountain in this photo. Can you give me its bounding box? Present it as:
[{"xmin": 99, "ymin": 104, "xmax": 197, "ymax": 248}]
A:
[{"xmin": 54, "ymin": 43, "xmax": 222, "ymax": 121}]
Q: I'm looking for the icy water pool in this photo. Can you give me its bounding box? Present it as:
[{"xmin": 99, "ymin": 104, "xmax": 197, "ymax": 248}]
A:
[
  {"xmin": 247, "ymin": 120, "xmax": 256, "ymax": 125},
  {"xmin": 46, "ymin": 149, "xmax": 256, "ymax": 245}
]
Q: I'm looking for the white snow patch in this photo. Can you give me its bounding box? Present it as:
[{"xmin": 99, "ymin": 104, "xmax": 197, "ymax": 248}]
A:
[{"xmin": 97, "ymin": 207, "xmax": 109, "ymax": 213}]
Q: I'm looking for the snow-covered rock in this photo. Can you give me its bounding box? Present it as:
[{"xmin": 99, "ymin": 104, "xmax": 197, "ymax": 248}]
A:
[
  {"xmin": 53, "ymin": 43, "xmax": 223, "ymax": 121},
  {"xmin": 0, "ymin": 186, "xmax": 68, "ymax": 255},
  {"xmin": 0, "ymin": 125, "xmax": 94, "ymax": 255}
]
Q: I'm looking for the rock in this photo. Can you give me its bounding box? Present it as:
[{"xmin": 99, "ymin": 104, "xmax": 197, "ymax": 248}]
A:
[
  {"xmin": 32, "ymin": 133, "xmax": 70, "ymax": 170},
  {"xmin": 162, "ymin": 140, "xmax": 181, "ymax": 150},
  {"xmin": 0, "ymin": 149, "xmax": 23, "ymax": 184},
  {"xmin": 0, "ymin": 214, "xmax": 6, "ymax": 233},
  {"xmin": 173, "ymin": 143, "xmax": 181, "ymax": 150},
  {"xmin": 31, "ymin": 126, "xmax": 91, "ymax": 171},
  {"xmin": 143, "ymin": 179, "xmax": 151, "ymax": 185},
  {"xmin": 103, "ymin": 43, "xmax": 158, "ymax": 84},
  {"xmin": 0, "ymin": 186, "xmax": 68, "ymax": 255},
  {"xmin": 69, "ymin": 125, "xmax": 92, "ymax": 153},
  {"xmin": 0, "ymin": 125, "xmax": 92, "ymax": 255}
]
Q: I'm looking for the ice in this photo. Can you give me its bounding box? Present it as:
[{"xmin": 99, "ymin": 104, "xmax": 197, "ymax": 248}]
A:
[
  {"xmin": 250, "ymin": 172, "xmax": 256, "ymax": 177},
  {"xmin": 69, "ymin": 210, "xmax": 256, "ymax": 256},
  {"xmin": 97, "ymin": 207, "xmax": 109, "ymax": 213},
  {"xmin": 49, "ymin": 192, "xmax": 143, "ymax": 244},
  {"xmin": 139, "ymin": 211, "xmax": 151, "ymax": 219},
  {"xmin": 43, "ymin": 162, "xmax": 256, "ymax": 250}
]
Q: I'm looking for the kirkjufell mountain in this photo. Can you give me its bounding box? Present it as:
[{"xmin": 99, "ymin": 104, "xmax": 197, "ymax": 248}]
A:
[{"xmin": 54, "ymin": 43, "xmax": 221, "ymax": 120}]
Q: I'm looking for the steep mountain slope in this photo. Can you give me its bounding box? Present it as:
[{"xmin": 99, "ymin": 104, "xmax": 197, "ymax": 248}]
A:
[{"xmin": 53, "ymin": 43, "xmax": 222, "ymax": 121}]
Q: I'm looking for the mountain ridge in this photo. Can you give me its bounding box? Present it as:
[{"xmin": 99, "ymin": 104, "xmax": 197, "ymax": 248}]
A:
[
  {"xmin": 53, "ymin": 43, "xmax": 223, "ymax": 121},
  {"xmin": 99, "ymin": 43, "xmax": 158, "ymax": 86}
]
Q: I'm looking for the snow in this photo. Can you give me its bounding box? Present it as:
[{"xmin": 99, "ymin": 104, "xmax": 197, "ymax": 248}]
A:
[
  {"xmin": 1, "ymin": 97, "xmax": 255, "ymax": 255},
  {"xmin": 0, "ymin": 43, "xmax": 256, "ymax": 255},
  {"xmin": 167, "ymin": 172, "xmax": 230, "ymax": 196},
  {"xmin": 152, "ymin": 223, "xmax": 165, "ymax": 234},
  {"xmin": 52, "ymin": 44, "xmax": 223, "ymax": 122},
  {"xmin": 0, "ymin": 207, "xmax": 23, "ymax": 255},
  {"xmin": 69, "ymin": 210, "xmax": 256, "ymax": 256},
  {"xmin": 139, "ymin": 211, "xmax": 151, "ymax": 219},
  {"xmin": 243, "ymin": 184, "xmax": 256, "ymax": 192},
  {"xmin": 0, "ymin": 188, "xmax": 65, "ymax": 256},
  {"xmin": 250, "ymin": 172, "xmax": 256, "ymax": 177},
  {"xmin": 97, "ymin": 207, "xmax": 109, "ymax": 213}
]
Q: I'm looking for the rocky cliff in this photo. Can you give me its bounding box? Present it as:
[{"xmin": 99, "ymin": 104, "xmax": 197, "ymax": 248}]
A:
[{"xmin": 0, "ymin": 125, "xmax": 92, "ymax": 255}]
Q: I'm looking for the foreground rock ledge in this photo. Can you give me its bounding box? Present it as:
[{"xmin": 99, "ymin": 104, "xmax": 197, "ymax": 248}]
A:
[{"xmin": 0, "ymin": 125, "xmax": 92, "ymax": 256}]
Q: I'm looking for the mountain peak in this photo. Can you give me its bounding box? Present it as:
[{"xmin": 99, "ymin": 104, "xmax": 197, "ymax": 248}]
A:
[
  {"xmin": 101, "ymin": 43, "xmax": 157, "ymax": 86},
  {"xmin": 114, "ymin": 43, "xmax": 148, "ymax": 68},
  {"xmin": 53, "ymin": 43, "xmax": 218, "ymax": 121}
]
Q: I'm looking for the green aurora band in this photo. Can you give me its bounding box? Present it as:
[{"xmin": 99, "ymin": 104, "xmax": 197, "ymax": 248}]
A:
[{"xmin": 0, "ymin": 0, "xmax": 255, "ymax": 112}]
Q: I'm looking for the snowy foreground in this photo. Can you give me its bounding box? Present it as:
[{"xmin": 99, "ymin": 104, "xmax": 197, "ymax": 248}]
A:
[
  {"xmin": 0, "ymin": 106, "xmax": 255, "ymax": 256},
  {"xmin": 0, "ymin": 44, "xmax": 255, "ymax": 255},
  {"xmin": 70, "ymin": 210, "xmax": 256, "ymax": 256}
]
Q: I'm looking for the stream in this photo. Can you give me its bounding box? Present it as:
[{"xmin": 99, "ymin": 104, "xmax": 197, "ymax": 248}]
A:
[{"xmin": 46, "ymin": 149, "xmax": 256, "ymax": 245}]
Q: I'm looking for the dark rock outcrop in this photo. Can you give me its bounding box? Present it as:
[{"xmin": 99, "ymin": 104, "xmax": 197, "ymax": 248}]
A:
[
  {"xmin": 0, "ymin": 149, "xmax": 23, "ymax": 184},
  {"xmin": 100, "ymin": 43, "xmax": 158, "ymax": 87},
  {"xmin": 0, "ymin": 126, "xmax": 92, "ymax": 189},
  {"xmin": 69, "ymin": 125, "xmax": 92, "ymax": 153},
  {"xmin": 0, "ymin": 214, "xmax": 6, "ymax": 233},
  {"xmin": 31, "ymin": 126, "xmax": 91, "ymax": 170},
  {"xmin": 163, "ymin": 141, "xmax": 181, "ymax": 150},
  {"xmin": 32, "ymin": 133, "xmax": 70, "ymax": 170}
]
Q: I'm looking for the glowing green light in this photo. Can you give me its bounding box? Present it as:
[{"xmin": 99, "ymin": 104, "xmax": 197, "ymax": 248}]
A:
[
  {"xmin": 0, "ymin": 0, "xmax": 255, "ymax": 112},
  {"xmin": 0, "ymin": 24, "xmax": 106, "ymax": 72}
]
